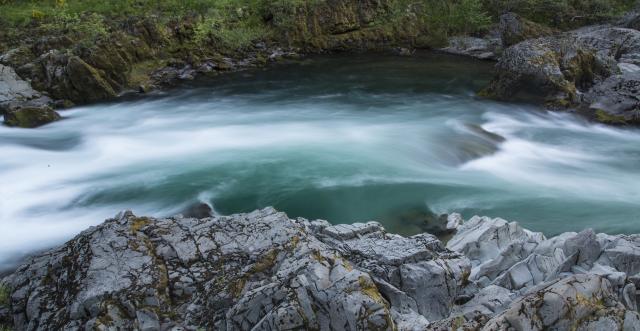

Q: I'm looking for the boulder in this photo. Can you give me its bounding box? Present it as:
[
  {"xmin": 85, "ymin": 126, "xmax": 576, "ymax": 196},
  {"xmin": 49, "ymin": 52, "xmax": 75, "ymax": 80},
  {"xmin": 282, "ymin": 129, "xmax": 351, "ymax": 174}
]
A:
[
  {"xmin": 0, "ymin": 64, "xmax": 45, "ymax": 115},
  {"xmin": 482, "ymin": 25, "xmax": 640, "ymax": 118},
  {"xmin": 499, "ymin": 12, "xmax": 555, "ymax": 47},
  {"xmin": 3, "ymin": 106, "xmax": 61, "ymax": 128},
  {"xmin": 439, "ymin": 36, "xmax": 502, "ymax": 60},
  {"xmin": 582, "ymin": 71, "xmax": 640, "ymax": 124}
]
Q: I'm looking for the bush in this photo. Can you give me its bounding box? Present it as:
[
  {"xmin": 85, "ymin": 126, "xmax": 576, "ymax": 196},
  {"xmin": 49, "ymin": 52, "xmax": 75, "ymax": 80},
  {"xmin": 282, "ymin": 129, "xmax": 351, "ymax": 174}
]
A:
[{"xmin": 481, "ymin": 0, "xmax": 637, "ymax": 27}]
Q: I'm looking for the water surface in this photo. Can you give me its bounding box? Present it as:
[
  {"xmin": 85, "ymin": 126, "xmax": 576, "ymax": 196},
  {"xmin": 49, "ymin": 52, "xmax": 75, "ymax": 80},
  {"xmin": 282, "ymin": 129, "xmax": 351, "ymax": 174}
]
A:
[{"xmin": 1, "ymin": 53, "xmax": 640, "ymax": 270}]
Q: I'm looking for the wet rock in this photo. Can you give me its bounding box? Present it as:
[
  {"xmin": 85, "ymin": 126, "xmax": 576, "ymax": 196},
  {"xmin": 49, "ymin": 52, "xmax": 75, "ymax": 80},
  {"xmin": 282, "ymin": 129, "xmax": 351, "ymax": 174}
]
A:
[
  {"xmin": 180, "ymin": 201, "xmax": 214, "ymax": 219},
  {"xmin": 439, "ymin": 36, "xmax": 502, "ymax": 60},
  {"xmin": 3, "ymin": 106, "xmax": 61, "ymax": 128}
]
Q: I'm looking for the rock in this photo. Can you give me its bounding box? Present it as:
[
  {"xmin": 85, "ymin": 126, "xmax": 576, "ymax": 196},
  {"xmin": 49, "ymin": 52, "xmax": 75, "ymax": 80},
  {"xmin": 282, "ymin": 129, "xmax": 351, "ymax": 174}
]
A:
[
  {"xmin": 5, "ymin": 209, "xmax": 640, "ymax": 330},
  {"xmin": 439, "ymin": 36, "xmax": 502, "ymax": 60},
  {"xmin": 582, "ymin": 71, "xmax": 640, "ymax": 124},
  {"xmin": 446, "ymin": 216, "xmax": 545, "ymax": 281},
  {"xmin": 179, "ymin": 201, "xmax": 214, "ymax": 219},
  {"xmin": 0, "ymin": 64, "xmax": 47, "ymax": 116},
  {"xmin": 312, "ymin": 221, "xmax": 471, "ymax": 323},
  {"xmin": 482, "ymin": 26, "xmax": 640, "ymax": 116},
  {"xmin": 3, "ymin": 106, "xmax": 61, "ymax": 128},
  {"xmin": 446, "ymin": 213, "xmax": 463, "ymax": 231},
  {"xmin": 483, "ymin": 274, "xmax": 640, "ymax": 330},
  {"xmin": 5, "ymin": 208, "xmax": 450, "ymax": 330},
  {"xmin": 65, "ymin": 56, "xmax": 117, "ymax": 103},
  {"xmin": 392, "ymin": 47, "xmax": 415, "ymax": 56},
  {"xmin": 499, "ymin": 12, "xmax": 555, "ymax": 47}
]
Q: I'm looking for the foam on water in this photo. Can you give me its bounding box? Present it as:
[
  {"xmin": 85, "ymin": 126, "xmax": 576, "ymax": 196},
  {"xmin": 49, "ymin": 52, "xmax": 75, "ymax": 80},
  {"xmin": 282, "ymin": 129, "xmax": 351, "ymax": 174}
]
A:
[{"xmin": 1, "ymin": 53, "xmax": 639, "ymax": 270}]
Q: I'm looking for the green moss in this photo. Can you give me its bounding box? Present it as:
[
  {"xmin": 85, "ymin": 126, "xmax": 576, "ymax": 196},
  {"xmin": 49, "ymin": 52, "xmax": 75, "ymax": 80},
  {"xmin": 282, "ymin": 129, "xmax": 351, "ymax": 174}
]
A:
[
  {"xmin": 0, "ymin": 283, "xmax": 9, "ymax": 307},
  {"xmin": 358, "ymin": 276, "xmax": 385, "ymax": 304},
  {"xmin": 595, "ymin": 109, "xmax": 627, "ymax": 125},
  {"xmin": 3, "ymin": 107, "xmax": 61, "ymax": 128},
  {"xmin": 129, "ymin": 217, "xmax": 151, "ymax": 233}
]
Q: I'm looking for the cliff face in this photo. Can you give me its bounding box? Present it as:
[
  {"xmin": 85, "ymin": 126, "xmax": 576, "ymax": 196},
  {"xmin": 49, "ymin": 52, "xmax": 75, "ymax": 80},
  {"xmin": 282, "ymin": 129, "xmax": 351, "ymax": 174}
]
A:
[{"xmin": 2, "ymin": 208, "xmax": 640, "ymax": 330}]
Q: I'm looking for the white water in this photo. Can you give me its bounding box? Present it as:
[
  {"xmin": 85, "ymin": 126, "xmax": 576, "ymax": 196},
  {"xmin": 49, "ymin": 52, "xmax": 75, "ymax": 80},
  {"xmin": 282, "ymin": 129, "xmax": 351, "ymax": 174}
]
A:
[{"xmin": 1, "ymin": 53, "xmax": 639, "ymax": 270}]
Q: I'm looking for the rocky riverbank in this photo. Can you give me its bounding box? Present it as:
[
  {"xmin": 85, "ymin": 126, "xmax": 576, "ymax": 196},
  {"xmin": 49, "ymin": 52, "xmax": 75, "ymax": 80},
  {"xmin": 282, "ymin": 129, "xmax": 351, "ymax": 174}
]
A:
[
  {"xmin": 2, "ymin": 0, "xmax": 639, "ymax": 128},
  {"xmin": 2, "ymin": 207, "xmax": 640, "ymax": 330}
]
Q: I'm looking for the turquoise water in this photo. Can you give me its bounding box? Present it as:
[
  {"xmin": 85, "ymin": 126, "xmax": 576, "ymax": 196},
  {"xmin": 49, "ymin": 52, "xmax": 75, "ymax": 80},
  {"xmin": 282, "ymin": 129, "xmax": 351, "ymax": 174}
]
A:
[{"xmin": 1, "ymin": 52, "xmax": 640, "ymax": 269}]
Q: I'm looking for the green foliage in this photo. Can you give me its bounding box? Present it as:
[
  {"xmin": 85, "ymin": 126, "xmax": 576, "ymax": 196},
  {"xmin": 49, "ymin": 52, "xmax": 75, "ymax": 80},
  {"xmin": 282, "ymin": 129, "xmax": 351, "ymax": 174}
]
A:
[
  {"xmin": 481, "ymin": 0, "xmax": 637, "ymax": 28},
  {"xmin": 193, "ymin": 2, "xmax": 271, "ymax": 50},
  {"xmin": 381, "ymin": 0, "xmax": 492, "ymax": 46}
]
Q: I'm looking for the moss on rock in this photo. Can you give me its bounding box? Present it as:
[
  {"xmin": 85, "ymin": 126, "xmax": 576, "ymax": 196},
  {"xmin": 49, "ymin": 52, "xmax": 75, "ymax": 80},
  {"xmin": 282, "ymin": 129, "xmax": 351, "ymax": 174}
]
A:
[{"xmin": 3, "ymin": 106, "xmax": 61, "ymax": 128}]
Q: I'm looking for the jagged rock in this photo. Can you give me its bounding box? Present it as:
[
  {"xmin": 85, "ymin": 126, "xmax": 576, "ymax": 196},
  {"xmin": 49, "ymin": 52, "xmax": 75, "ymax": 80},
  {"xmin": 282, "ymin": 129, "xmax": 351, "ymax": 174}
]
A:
[
  {"xmin": 310, "ymin": 221, "xmax": 471, "ymax": 324},
  {"xmin": 439, "ymin": 36, "xmax": 502, "ymax": 60},
  {"xmin": 446, "ymin": 216, "xmax": 545, "ymax": 286},
  {"xmin": 5, "ymin": 208, "xmax": 469, "ymax": 330},
  {"xmin": 482, "ymin": 26, "xmax": 640, "ymax": 117},
  {"xmin": 483, "ymin": 274, "xmax": 640, "ymax": 330},
  {"xmin": 499, "ymin": 12, "xmax": 555, "ymax": 47},
  {"xmin": 4, "ymin": 209, "xmax": 640, "ymax": 330}
]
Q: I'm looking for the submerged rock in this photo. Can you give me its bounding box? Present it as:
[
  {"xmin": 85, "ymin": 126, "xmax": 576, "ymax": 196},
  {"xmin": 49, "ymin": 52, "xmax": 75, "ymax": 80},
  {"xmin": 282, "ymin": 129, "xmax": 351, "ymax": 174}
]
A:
[{"xmin": 3, "ymin": 208, "xmax": 640, "ymax": 330}]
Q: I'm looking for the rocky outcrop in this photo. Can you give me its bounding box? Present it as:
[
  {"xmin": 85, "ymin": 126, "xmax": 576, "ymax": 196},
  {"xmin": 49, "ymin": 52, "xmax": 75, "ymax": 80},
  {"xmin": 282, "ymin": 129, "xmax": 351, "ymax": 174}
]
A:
[
  {"xmin": 0, "ymin": 64, "xmax": 60, "ymax": 128},
  {"xmin": 499, "ymin": 12, "xmax": 555, "ymax": 47},
  {"xmin": 483, "ymin": 23, "xmax": 640, "ymax": 124},
  {"xmin": 3, "ymin": 208, "xmax": 640, "ymax": 330}
]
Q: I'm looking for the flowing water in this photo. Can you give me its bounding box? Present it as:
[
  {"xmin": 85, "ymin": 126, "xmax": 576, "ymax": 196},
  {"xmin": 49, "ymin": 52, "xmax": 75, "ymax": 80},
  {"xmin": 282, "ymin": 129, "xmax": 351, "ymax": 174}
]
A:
[{"xmin": 1, "ymin": 53, "xmax": 640, "ymax": 270}]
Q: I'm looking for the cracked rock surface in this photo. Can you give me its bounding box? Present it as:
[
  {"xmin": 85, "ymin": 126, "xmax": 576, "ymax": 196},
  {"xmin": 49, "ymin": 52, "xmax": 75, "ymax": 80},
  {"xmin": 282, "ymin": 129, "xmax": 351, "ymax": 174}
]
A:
[{"xmin": 2, "ymin": 208, "xmax": 640, "ymax": 330}]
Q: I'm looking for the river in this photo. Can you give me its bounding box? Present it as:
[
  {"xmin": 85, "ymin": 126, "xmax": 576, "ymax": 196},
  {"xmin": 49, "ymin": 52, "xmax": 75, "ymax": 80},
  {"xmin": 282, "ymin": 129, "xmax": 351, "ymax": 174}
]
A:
[{"xmin": 1, "ymin": 52, "xmax": 639, "ymax": 270}]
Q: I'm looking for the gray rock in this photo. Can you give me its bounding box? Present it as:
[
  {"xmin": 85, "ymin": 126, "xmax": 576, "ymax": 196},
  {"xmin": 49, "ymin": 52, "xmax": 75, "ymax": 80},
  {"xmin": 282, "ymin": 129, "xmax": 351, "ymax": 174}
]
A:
[
  {"xmin": 499, "ymin": 12, "xmax": 555, "ymax": 47},
  {"xmin": 0, "ymin": 64, "xmax": 53, "ymax": 121},
  {"xmin": 583, "ymin": 71, "xmax": 640, "ymax": 124},
  {"xmin": 483, "ymin": 274, "xmax": 640, "ymax": 330},
  {"xmin": 5, "ymin": 209, "xmax": 640, "ymax": 330},
  {"xmin": 439, "ymin": 36, "xmax": 502, "ymax": 61},
  {"xmin": 483, "ymin": 25, "xmax": 640, "ymax": 121},
  {"xmin": 446, "ymin": 215, "xmax": 545, "ymax": 283}
]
